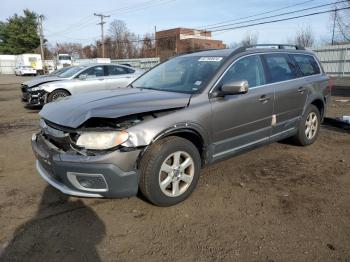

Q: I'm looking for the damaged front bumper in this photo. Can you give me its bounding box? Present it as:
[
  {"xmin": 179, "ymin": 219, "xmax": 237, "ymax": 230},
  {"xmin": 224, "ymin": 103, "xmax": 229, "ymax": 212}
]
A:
[
  {"xmin": 21, "ymin": 85, "xmax": 47, "ymax": 106},
  {"xmin": 31, "ymin": 132, "xmax": 141, "ymax": 198}
]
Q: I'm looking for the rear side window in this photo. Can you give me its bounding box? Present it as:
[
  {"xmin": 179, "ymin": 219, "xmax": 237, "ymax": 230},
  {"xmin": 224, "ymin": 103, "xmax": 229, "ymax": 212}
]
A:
[
  {"xmin": 81, "ymin": 66, "xmax": 104, "ymax": 77},
  {"xmin": 107, "ymin": 65, "xmax": 133, "ymax": 76},
  {"xmin": 263, "ymin": 54, "xmax": 298, "ymax": 83},
  {"xmin": 292, "ymin": 54, "xmax": 320, "ymax": 76}
]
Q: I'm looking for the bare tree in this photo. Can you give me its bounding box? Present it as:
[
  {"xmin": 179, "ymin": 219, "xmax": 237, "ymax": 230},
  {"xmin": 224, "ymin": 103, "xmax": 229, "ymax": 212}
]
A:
[
  {"xmin": 239, "ymin": 32, "xmax": 259, "ymax": 47},
  {"xmin": 331, "ymin": 1, "xmax": 350, "ymax": 42},
  {"xmin": 54, "ymin": 42, "xmax": 84, "ymax": 57},
  {"xmin": 294, "ymin": 26, "xmax": 315, "ymax": 47},
  {"xmin": 108, "ymin": 19, "xmax": 130, "ymax": 59},
  {"xmin": 82, "ymin": 45, "xmax": 97, "ymax": 58}
]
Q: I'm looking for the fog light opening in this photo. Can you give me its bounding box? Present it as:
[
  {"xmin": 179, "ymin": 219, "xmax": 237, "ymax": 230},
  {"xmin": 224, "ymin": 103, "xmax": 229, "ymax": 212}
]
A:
[{"xmin": 67, "ymin": 172, "xmax": 108, "ymax": 192}]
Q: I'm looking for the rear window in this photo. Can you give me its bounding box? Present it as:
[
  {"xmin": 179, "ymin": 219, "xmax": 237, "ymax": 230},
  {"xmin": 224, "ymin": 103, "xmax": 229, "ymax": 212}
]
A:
[
  {"xmin": 263, "ymin": 54, "xmax": 298, "ymax": 83},
  {"xmin": 292, "ymin": 54, "xmax": 320, "ymax": 76}
]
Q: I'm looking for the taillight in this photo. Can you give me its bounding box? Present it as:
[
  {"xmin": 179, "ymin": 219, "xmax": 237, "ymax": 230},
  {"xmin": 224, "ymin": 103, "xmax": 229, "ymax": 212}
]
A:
[{"xmin": 328, "ymin": 78, "xmax": 333, "ymax": 92}]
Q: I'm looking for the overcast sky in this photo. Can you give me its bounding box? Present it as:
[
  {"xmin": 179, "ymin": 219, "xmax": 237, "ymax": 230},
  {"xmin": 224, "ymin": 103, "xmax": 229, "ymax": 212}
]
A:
[{"xmin": 0, "ymin": 0, "xmax": 334, "ymax": 47}]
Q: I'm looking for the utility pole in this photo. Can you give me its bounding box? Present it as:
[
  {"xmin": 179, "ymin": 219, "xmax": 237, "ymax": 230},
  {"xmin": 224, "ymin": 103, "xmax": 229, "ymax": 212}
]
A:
[
  {"xmin": 94, "ymin": 13, "xmax": 110, "ymax": 58},
  {"xmin": 154, "ymin": 26, "xmax": 157, "ymax": 57},
  {"xmin": 38, "ymin": 15, "xmax": 45, "ymax": 61},
  {"xmin": 331, "ymin": 9, "xmax": 337, "ymax": 45}
]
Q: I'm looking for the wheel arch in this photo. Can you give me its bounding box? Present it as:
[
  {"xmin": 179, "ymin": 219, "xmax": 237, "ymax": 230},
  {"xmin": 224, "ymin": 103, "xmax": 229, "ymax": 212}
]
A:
[
  {"xmin": 310, "ymin": 98, "xmax": 325, "ymax": 119},
  {"xmin": 139, "ymin": 124, "xmax": 209, "ymax": 167},
  {"xmin": 48, "ymin": 88, "xmax": 71, "ymax": 96}
]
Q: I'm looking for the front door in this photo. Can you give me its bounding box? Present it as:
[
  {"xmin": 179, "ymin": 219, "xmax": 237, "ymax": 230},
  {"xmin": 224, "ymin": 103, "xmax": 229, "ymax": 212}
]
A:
[
  {"xmin": 74, "ymin": 65, "xmax": 106, "ymax": 93},
  {"xmin": 210, "ymin": 54, "xmax": 274, "ymax": 161}
]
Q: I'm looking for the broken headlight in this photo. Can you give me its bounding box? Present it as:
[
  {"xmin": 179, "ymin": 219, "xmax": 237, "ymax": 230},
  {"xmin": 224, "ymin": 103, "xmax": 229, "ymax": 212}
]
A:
[{"xmin": 76, "ymin": 131, "xmax": 129, "ymax": 150}]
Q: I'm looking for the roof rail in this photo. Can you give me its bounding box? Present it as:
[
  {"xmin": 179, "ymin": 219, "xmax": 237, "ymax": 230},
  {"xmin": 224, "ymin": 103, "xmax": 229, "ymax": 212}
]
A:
[{"xmin": 245, "ymin": 44, "xmax": 305, "ymax": 50}]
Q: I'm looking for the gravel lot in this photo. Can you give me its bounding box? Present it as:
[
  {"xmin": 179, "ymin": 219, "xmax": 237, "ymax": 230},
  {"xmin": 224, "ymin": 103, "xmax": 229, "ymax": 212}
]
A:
[{"xmin": 0, "ymin": 75, "xmax": 349, "ymax": 262}]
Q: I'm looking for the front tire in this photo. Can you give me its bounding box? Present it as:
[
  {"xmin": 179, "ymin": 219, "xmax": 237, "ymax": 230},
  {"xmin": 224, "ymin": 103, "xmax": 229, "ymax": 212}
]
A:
[
  {"xmin": 139, "ymin": 136, "xmax": 201, "ymax": 207},
  {"xmin": 47, "ymin": 89, "xmax": 70, "ymax": 103},
  {"xmin": 292, "ymin": 105, "xmax": 320, "ymax": 146}
]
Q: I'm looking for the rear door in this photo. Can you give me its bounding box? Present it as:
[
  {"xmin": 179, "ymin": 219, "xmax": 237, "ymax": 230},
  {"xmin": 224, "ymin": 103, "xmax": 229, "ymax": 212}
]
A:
[
  {"xmin": 104, "ymin": 65, "xmax": 135, "ymax": 89},
  {"xmin": 262, "ymin": 53, "xmax": 307, "ymax": 136},
  {"xmin": 210, "ymin": 54, "xmax": 274, "ymax": 161}
]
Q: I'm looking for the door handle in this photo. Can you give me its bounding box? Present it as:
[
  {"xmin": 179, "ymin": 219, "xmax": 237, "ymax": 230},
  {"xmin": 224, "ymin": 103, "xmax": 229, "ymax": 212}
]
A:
[
  {"xmin": 259, "ymin": 95, "xmax": 270, "ymax": 103},
  {"xmin": 298, "ymin": 87, "xmax": 306, "ymax": 94}
]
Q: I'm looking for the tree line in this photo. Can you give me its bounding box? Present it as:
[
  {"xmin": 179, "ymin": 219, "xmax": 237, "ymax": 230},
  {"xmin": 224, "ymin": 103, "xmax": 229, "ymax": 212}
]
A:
[{"xmin": 1, "ymin": 6, "xmax": 350, "ymax": 59}]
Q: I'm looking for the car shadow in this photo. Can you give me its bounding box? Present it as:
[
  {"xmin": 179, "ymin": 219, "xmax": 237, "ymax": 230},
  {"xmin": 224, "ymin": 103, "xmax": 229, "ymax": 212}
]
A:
[{"xmin": 0, "ymin": 186, "xmax": 106, "ymax": 262}]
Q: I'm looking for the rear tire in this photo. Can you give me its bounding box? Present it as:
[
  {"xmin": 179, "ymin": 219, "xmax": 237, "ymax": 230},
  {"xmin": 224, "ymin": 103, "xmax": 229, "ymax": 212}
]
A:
[
  {"xmin": 292, "ymin": 104, "xmax": 320, "ymax": 146},
  {"xmin": 47, "ymin": 89, "xmax": 70, "ymax": 103},
  {"xmin": 139, "ymin": 136, "xmax": 201, "ymax": 207}
]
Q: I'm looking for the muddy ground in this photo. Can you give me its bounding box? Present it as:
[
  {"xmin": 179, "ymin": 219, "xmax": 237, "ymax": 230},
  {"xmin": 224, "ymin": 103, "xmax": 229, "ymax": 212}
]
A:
[{"xmin": 0, "ymin": 75, "xmax": 349, "ymax": 262}]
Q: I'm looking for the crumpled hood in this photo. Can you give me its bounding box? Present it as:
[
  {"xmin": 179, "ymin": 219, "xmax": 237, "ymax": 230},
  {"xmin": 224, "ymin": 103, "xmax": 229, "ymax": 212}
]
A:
[
  {"xmin": 22, "ymin": 76, "xmax": 64, "ymax": 88},
  {"xmin": 40, "ymin": 88, "xmax": 191, "ymax": 128}
]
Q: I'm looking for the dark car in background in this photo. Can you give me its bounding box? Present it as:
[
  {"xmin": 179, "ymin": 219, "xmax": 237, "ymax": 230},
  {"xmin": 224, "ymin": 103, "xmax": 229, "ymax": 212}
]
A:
[{"xmin": 31, "ymin": 45, "xmax": 330, "ymax": 206}]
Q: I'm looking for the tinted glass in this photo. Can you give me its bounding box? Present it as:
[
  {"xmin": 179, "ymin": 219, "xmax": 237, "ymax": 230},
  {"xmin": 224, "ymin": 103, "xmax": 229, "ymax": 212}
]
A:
[
  {"xmin": 107, "ymin": 65, "xmax": 129, "ymax": 76},
  {"xmin": 80, "ymin": 66, "xmax": 104, "ymax": 78},
  {"xmin": 59, "ymin": 55, "xmax": 71, "ymax": 60},
  {"xmin": 292, "ymin": 54, "xmax": 320, "ymax": 76},
  {"xmin": 220, "ymin": 55, "xmax": 266, "ymax": 88},
  {"xmin": 264, "ymin": 54, "xmax": 298, "ymax": 83},
  {"xmin": 133, "ymin": 56, "xmax": 224, "ymax": 94}
]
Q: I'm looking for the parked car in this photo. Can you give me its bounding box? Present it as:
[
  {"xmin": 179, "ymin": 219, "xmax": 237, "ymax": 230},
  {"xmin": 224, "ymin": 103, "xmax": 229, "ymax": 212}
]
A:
[
  {"xmin": 21, "ymin": 64, "xmax": 143, "ymax": 106},
  {"xmin": 32, "ymin": 45, "xmax": 330, "ymax": 206},
  {"xmin": 14, "ymin": 66, "xmax": 37, "ymax": 76}
]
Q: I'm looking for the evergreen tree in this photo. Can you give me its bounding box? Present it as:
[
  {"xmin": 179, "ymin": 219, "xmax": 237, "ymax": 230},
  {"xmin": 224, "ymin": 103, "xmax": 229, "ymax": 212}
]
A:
[{"xmin": 0, "ymin": 9, "xmax": 40, "ymax": 54}]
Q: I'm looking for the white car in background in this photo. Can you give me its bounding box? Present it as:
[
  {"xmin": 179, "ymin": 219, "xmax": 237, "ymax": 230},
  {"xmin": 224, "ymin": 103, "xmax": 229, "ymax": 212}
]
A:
[
  {"xmin": 14, "ymin": 66, "xmax": 37, "ymax": 76},
  {"xmin": 22, "ymin": 63, "xmax": 144, "ymax": 106}
]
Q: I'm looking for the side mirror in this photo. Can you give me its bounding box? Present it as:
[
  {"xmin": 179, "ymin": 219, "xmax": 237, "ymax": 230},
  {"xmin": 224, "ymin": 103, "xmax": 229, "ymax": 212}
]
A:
[
  {"xmin": 78, "ymin": 74, "xmax": 87, "ymax": 80},
  {"xmin": 220, "ymin": 80, "xmax": 249, "ymax": 96}
]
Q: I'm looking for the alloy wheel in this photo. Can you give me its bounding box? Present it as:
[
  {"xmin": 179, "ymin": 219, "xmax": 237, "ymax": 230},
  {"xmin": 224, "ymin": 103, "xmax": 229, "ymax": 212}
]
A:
[
  {"xmin": 305, "ymin": 112, "xmax": 318, "ymax": 140},
  {"xmin": 158, "ymin": 151, "xmax": 195, "ymax": 197}
]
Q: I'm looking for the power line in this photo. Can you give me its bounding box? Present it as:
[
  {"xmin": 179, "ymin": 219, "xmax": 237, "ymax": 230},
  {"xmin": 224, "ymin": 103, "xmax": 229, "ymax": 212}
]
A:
[
  {"xmin": 204, "ymin": 0, "xmax": 348, "ymax": 31},
  {"xmin": 99, "ymin": 7, "xmax": 350, "ymax": 45},
  {"xmin": 198, "ymin": 0, "xmax": 317, "ymax": 29},
  {"xmin": 104, "ymin": 0, "xmax": 175, "ymax": 16},
  {"xmin": 45, "ymin": 0, "xmax": 176, "ymax": 37},
  {"xmin": 210, "ymin": 7, "xmax": 350, "ymax": 33}
]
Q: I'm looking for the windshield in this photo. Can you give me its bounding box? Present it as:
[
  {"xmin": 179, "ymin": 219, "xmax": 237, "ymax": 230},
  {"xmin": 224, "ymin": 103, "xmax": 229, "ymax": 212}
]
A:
[
  {"xmin": 58, "ymin": 66, "xmax": 85, "ymax": 78},
  {"xmin": 58, "ymin": 55, "xmax": 71, "ymax": 60},
  {"xmin": 132, "ymin": 56, "xmax": 224, "ymax": 94},
  {"xmin": 51, "ymin": 67, "xmax": 71, "ymax": 76}
]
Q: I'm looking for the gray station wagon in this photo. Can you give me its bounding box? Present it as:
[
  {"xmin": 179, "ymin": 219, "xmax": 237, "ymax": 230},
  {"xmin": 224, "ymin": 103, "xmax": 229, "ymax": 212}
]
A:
[{"xmin": 31, "ymin": 44, "xmax": 331, "ymax": 206}]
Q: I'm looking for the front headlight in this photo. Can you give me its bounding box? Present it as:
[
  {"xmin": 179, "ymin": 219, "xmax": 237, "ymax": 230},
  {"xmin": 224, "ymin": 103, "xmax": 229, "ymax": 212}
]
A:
[
  {"xmin": 76, "ymin": 131, "xmax": 129, "ymax": 150},
  {"xmin": 30, "ymin": 85, "xmax": 45, "ymax": 91}
]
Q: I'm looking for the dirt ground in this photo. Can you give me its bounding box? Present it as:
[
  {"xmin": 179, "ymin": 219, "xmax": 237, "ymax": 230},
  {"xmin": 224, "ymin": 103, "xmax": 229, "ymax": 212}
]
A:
[{"xmin": 0, "ymin": 75, "xmax": 349, "ymax": 262}]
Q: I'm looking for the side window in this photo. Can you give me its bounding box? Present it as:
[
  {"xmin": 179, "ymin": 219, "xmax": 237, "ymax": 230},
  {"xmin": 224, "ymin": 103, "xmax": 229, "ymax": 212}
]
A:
[
  {"xmin": 292, "ymin": 54, "xmax": 320, "ymax": 76},
  {"xmin": 126, "ymin": 67, "xmax": 135, "ymax": 74},
  {"xmin": 220, "ymin": 55, "xmax": 266, "ymax": 88},
  {"xmin": 263, "ymin": 54, "xmax": 298, "ymax": 83},
  {"xmin": 80, "ymin": 66, "xmax": 104, "ymax": 78},
  {"xmin": 107, "ymin": 65, "xmax": 131, "ymax": 76}
]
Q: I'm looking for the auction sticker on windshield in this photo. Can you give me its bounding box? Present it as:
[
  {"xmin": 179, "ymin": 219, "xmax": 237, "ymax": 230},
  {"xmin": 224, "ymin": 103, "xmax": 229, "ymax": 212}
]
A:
[{"xmin": 198, "ymin": 57, "xmax": 223, "ymax": 62}]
